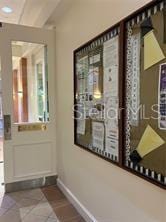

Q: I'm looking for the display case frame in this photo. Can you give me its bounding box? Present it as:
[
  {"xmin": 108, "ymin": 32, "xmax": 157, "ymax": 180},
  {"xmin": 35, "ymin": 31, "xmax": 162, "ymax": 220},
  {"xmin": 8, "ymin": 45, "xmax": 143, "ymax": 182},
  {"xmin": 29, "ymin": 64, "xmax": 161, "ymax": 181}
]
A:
[{"xmin": 73, "ymin": 0, "xmax": 166, "ymax": 189}]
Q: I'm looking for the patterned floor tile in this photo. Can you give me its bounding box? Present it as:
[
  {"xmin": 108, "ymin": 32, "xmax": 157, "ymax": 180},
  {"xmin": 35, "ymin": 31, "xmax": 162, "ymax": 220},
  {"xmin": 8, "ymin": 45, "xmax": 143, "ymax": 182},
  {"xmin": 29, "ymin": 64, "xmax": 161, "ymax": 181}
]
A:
[
  {"xmin": 0, "ymin": 208, "xmax": 26, "ymax": 222},
  {"xmin": 22, "ymin": 213, "xmax": 48, "ymax": 222},
  {"xmin": 30, "ymin": 201, "xmax": 53, "ymax": 217},
  {"xmin": 0, "ymin": 207, "xmax": 8, "ymax": 216},
  {"xmin": 53, "ymin": 203, "xmax": 79, "ymax": 222},
  {"xmin": 10, "ymin": 197, "xmax": 39, "ymax": 213},
  {"xmin": 0, "ymin": 185, "xmax": 86, "ymax": 222},
  {"xmin": 0, "ymin": 195, "xmax": 16, "ymax": 209}
]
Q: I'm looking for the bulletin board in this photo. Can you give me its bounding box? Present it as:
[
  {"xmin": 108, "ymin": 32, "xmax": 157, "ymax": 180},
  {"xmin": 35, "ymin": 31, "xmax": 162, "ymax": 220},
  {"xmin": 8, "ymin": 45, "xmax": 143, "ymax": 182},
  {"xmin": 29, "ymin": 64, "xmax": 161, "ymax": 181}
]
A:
[
  {"xmin": 74, "ymin": 0, "xmax": 166, "ymax": 189},
  {"xmin": 124, "ymin": 0, "xmax": 166, "ymax": 188},
  {"xmin": 74, "ymin": 24, "xmax": 121, "ymax": 164}
]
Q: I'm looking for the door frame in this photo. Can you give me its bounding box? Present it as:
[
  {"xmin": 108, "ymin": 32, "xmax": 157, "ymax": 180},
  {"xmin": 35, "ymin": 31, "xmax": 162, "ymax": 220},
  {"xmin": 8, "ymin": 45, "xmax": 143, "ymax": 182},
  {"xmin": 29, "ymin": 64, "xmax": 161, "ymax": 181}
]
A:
[{"xmin": 0, "ymin": 22, "xmax": 56, "ymax": 190}]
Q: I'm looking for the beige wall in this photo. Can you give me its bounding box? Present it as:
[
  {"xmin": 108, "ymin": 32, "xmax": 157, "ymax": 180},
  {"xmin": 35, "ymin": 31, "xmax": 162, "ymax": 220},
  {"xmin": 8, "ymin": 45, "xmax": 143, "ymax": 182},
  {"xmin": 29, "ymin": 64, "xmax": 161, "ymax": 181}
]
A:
[{"xmin": 54, "ymin": 0, "xmax": 166, "ymax": 221}]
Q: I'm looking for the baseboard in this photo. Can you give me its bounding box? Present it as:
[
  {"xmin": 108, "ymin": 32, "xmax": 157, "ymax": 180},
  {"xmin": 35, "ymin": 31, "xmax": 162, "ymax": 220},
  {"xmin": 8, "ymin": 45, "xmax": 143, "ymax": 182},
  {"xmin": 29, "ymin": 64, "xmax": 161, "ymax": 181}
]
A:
[
  {"xmin": 57, "ymin": 178, "xmax": 98, "ymax": 222},
  {"xmin": 6, "ymin": 175, "xmax": 58, "ymax": 193}
]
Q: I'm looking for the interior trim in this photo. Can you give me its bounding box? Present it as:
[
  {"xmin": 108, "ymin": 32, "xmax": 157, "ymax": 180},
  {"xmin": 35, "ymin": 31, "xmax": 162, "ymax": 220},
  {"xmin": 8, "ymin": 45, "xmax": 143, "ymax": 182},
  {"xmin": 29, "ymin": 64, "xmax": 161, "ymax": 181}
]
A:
[
  {"xmin": 57, "ymin": 178, "xmax": 98, "ymax": 222},
  {"xmin": 5, "ymin": 175, "xmax": 57, "ymax": 193}
]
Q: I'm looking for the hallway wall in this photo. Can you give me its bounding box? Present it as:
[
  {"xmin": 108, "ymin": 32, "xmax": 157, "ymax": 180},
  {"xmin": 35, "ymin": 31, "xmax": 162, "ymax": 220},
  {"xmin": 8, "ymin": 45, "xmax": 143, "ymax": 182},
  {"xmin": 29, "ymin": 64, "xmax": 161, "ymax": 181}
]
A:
[{"xmin": 54, "ymin": 1, "xmax": 166, "ymax": 221}]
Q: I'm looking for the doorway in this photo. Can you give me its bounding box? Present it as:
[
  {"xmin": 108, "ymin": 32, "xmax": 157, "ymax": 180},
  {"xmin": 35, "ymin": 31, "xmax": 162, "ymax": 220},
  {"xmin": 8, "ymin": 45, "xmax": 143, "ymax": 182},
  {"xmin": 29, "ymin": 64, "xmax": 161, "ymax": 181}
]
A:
[{"xmin": 0, "ymin": 23, "xmax": 56, "ymax": 192}]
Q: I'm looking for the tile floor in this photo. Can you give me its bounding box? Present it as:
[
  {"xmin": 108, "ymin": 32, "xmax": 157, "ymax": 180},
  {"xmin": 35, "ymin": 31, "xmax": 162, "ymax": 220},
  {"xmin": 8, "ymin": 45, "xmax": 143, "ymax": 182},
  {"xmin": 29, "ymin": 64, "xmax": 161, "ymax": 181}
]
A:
[{"xmin": 0, "ymin": 185, "xmax": 85, "ymax": 222}]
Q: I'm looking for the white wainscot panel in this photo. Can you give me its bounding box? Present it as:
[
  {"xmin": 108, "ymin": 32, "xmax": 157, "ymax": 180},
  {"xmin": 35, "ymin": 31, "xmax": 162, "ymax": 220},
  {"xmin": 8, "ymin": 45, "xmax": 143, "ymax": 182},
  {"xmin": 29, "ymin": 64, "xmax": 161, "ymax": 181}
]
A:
[{"xmin": 13, "ymin": 142, "xmax": 52, "ymax": 178}]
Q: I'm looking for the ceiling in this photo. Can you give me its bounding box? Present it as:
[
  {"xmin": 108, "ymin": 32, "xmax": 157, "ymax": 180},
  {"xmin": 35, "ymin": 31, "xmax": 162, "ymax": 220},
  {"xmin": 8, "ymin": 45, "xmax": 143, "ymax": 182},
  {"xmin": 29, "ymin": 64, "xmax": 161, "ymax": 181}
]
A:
[{"xmin": 0, "ymin": 0, "xmax": 61, "ymax": 27}]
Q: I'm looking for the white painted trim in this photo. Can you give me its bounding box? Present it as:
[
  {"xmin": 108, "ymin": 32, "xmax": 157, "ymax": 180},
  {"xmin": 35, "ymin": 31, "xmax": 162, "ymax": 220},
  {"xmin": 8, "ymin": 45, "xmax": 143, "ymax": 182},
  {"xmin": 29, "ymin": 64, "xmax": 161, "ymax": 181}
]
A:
[{"xmin": 57, "ymin": 178, "xmax": 98, "ymax": 222}]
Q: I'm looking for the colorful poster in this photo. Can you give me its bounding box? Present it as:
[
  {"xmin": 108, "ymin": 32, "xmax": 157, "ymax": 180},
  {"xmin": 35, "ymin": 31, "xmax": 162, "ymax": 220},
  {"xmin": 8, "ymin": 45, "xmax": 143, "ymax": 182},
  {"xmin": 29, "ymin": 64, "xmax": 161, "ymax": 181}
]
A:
[{"xmin": 159, "ymin": 63, "xmax": 166, "ymax": 129}]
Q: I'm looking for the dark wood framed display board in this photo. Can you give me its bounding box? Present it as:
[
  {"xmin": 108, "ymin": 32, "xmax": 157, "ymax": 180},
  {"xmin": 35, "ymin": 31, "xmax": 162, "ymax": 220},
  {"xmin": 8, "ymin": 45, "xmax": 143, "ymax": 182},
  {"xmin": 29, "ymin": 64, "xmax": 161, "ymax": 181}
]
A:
[{"xmin": 74, "ymin": 0, "xmax": 166, "ymax": 189}]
